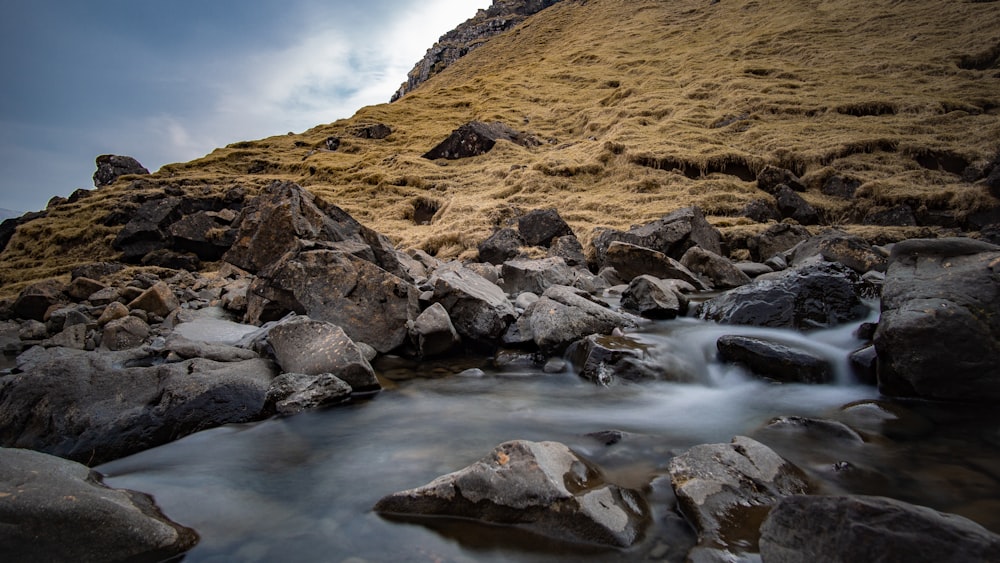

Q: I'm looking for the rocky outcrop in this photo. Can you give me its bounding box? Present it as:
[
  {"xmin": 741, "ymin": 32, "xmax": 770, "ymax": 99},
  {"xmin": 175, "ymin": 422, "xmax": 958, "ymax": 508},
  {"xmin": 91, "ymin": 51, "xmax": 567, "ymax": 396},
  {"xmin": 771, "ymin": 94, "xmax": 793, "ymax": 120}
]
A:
[
  {"xmin": 422, "ymin": 121, "xmax": 538, "ymax": 160},
  {"xmin": 391, "ymin": 0, "xmax": 565, "ymax": 101},
  {"xmin": 874, "ymin": 238, "xmax": 1000, "ymax": 402},
  {"xmin": 374, "ymin": 440, "xmax": 648, "ymax": 547},
  {"xmin": 92, "ymin": 154, "xmax": 149, "ymax": 187},
  {"xmin": 759, "ymin": 495, "xmax": 1000, "ymax": 563},
  {"xmin": 0, "ymin": 447, "xmax": 198, "ymax": 562}
]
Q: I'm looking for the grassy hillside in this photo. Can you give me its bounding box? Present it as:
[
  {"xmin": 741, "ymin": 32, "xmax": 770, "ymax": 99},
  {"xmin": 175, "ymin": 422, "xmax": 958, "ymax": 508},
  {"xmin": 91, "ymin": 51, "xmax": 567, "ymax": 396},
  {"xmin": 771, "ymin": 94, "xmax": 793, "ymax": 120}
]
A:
[{"xmin": 2, "ymin": 0, "xmax": 999, "ymax": 295}]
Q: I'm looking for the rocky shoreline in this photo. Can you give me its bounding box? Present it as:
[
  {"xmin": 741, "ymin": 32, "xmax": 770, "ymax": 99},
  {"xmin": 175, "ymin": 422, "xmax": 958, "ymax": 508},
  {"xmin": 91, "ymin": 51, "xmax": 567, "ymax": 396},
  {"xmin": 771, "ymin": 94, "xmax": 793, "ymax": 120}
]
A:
[{"xmin": 2, "ymin": 179, "xmax": 999, "ymax": 561}]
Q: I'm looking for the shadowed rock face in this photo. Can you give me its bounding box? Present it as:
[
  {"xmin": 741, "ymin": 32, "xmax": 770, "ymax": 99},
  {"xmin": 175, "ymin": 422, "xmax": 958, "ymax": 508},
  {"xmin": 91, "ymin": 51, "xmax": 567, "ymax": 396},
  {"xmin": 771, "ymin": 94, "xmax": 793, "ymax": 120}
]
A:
[{"xmin": 93, "ymin": 154, "xmax": 149, "ymax": 187}]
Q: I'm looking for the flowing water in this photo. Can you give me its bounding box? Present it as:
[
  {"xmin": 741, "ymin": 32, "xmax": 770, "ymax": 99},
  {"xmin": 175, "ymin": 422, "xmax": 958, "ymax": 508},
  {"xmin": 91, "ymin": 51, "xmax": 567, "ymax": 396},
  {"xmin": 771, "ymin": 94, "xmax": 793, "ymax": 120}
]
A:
[{"xmin": 98, "ymin": 303, "xmax": 1000, "ymax": 562}]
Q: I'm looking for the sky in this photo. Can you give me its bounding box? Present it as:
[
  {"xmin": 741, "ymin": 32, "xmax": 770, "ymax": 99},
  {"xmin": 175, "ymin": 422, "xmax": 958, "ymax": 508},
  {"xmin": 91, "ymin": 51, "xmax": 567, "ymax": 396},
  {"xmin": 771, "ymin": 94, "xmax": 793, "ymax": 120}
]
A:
[{"xmin": 0, "ymin": 0, "xmax": 493, "ymax": 214}]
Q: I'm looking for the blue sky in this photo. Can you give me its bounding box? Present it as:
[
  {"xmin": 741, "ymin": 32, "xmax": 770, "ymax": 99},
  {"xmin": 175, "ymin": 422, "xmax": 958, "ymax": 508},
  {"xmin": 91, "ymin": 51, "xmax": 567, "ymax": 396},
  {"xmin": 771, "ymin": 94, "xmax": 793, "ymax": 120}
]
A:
[{"xmin": 0, "ymin": 0, "xmax": 492, "ymax": 213}]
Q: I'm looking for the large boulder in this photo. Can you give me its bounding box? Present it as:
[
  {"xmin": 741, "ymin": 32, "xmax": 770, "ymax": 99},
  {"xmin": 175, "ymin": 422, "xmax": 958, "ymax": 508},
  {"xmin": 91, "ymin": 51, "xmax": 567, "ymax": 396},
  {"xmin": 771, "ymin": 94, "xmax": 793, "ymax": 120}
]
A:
[
  {"xmin": 716, "ymin": 335, "xmax": 834, "ymax": 384},
  {"xmin": 12, "ymin": 279, "xmax": 66, "ymax": 321},
  {"xmin": 620, "ymin": 274, "xmax": 687, "ymax": 319},
  {"xmin": 566, "ymin": 333, "xmax": 662, "ymax": 385},
  {"xmin": 668, "ymin": 436, "xmax": 811, "ymax": 561},
  {"xmin": 408, "ymin": 302, "xmax": 461, "ymax": 358},
  {"xmin": 429, "ymin": 263, "xmax": 517, "ymax": 346},
  {"xmin": 168, "ymin": 210, "xmax": 237, "ymax": 261},
  {"xmin": 422, "ymin": 121, "xmax": 538, "ymax": 160},
  {"xmin": 246, "ymin": 246, "xmax": 419, "ymax": 354},
  {"xmin": 604, "ymin": 241, "xmax": 708, "ymax": 288},
  {"xmin": 698, "ymin": 262, "xmax": 869, "ymax": 329},
  {"xmin": 0, "ymin": 348, "xmax": 277, "ymax": 465},
  {"xmin": 264, "ymin": 373, "xmax": 353, "ymax": 416},
  {"xmin": 774, "ymin": 185, "xmax": 819, "ymax": 225},
  {"xmin": 93, "ymin": 154, "xmax": 149, "ymax": 187},
  {"xmin": 478, "ymin": 228, "xmax": 524, "ymax": 265},
  {"xmin": 514, "ymin": 285, "xmax": 639, "ymax": 353},
  {"xmin": 592, "ymin": 206, "xmax": 722, "ymax": 265},
  {"xmin": 500, "ymin": 257, "xmax": 577, "ymax": 295},
  {"xmin": 0, "ymin": 447, "xmax": 198, "ymax": 562},
  {"xmin": 759, "ymin": 495, "xmax": 1000, "ymax": 563},
  {"xmin": 224, "ymin": 181, "xmax": 404, "ymax": 278},
  {"xmin": 265, "ymin": 318, "xmax": 379, "ymax": 392},
  {"xmin": 374, "ymin": 440, "xmax": 648, "ymax": 548},
  {"xmin": 874, "ymin": 238, "xmax": 1000, "ymax": 402},
  {"xmin": 788, "ymin": 230, "xmax": 887, "ymax": 273},
  {"xmin": 517, "ymin": 208, "xmax": 573, "ymax": 247},
  {"xmin": 680, "ymin": 246, "xmax": 752, "ymax": 289}
]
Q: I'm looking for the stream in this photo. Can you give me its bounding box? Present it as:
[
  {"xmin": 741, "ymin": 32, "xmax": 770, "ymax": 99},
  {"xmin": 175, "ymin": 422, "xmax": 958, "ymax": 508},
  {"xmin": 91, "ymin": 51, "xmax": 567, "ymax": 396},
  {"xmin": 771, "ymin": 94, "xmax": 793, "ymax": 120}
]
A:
[{"xmin": 98, "ymin": 303, "xmax": 1000, "ymax": 562}]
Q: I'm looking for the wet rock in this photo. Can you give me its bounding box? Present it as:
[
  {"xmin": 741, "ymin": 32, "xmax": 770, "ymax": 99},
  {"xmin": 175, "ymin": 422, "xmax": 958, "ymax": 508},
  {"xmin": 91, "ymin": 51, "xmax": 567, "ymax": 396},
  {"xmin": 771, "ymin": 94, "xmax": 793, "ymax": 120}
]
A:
[
  {"xmin": 760, "ymin": 416, "xmax": 864, "ymax": 444},
  {"xmin": 736, "ymin": 262, "xmax": 774, "ymax": 278},
  {"xmin": 409, "ymin": 302, "xmax": 461, "ymax": 358},
  {"xmin": 757, "ymin": 165, "xmax": 805, "ymax": 194},
  {"xmin": 698, "ymin": 262, "xmax": 869, "ymax": 329},
  {"xmin": 101, "ymin": 316, "xmax": 150, "ymax": 351},
  {"xmin": 774, "ymin": 185, "xmax": 819, "ymax": 225},
  {"xmin": 548, "ymin": 234, "xmax": 587, "ymax": 267},
  {"xmin": 592, "ymin": 206, "xmax": 722, "ymax": 264},
  {"xmin": 127, "ymin": 281, "xmax": 179, "ymax": 317},
  {"xmin": 13, "ymin": 279, "xmax": 66, "ymax": 321},
  {"xmin": 247, "ymin": 247, "xmax": 419, "ymax": 353},
  {"xmin": 265, "ymin": 372, "xmax": 353, "ymax": 415},
  {"xmin": 751, "ymin": 222, "xmax": 811, "ymax": 262},
  {"xmin": 266, "ymin": 318, "xmax": 379, "ymax": 392},
  {"xmin": 620, "ymin": 274, "xmax": 687, "ymax": 319},
  {"xmin": 374, "ymin": 440, "xmax": 648, "ymax": 548},
  {"xmin": 668, "ymin": 436, "xmax": 811, "ymax": 560},
  {"xmin": 500, "ymin": 257, "xmax": 576, "ymax": 295},
  {"xmin": 759, "ymin": 495, "xmax": 1000, "ymax": 563},
  {"xmin": 849, "ymin": 345, "xmax": 878, "ymax": 385},
  {"xmin": 92, "ymin": 154, "xmax": 149, "ymax": 187},
  {"xmin": 789, "ymin": 230, "xmax": 888, "ymax": 273},
  {"xmin": 422, "ymin": 121, "xmax": 538, "ymax": 160},
  {"xmin": 836, "ymin": 400, "xmax": 934, "ymax": 440},
  {"xmin": 567, "ymin": 334, "xmax": 655, "ymax": 385},
  {"xmin": 515, "ymin": 285, "xmax": 639, "ymax": 353},
  {"xmin": 0, "ymin": 348, "xmax": 277, "ymax": 465},
  {"xmin": 478, "ymin": 228, "xmax": 524, "ymax": 265},
  {"xmin": 0, "ymin": 447, "xmax": 198, "ymax": 562},
  {"xmin": 517, "ymin": 208, "xmax": 573, "ymax": 247},
  {"xmin": 717, "ymin": 335, "xmax": 834, "ymax": 384},
  {"xmin": 224, "ymin": 181, "xmax": 404, "ymax": 278},
  {"xmin": 604, "ymin": 241, "xmax": 708, "ymax": 288},
  {"xmin": 874, "ymin": 238, "xmax": 1000, "ymax": 401},
  {"xmin": 429, "ymin": 263, "xmax": 517, "ymax": 346},
  {"xmin": 680, "ymin": 246, "xmax": 751, "ymax": 289}
]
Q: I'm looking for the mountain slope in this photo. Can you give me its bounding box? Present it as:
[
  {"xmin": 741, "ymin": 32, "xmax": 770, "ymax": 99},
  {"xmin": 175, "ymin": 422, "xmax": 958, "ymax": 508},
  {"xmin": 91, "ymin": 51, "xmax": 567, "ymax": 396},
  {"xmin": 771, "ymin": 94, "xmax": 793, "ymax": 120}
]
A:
[{"xmin": 2, "ymin": 0, "xmax": 999, "ymax": 294}]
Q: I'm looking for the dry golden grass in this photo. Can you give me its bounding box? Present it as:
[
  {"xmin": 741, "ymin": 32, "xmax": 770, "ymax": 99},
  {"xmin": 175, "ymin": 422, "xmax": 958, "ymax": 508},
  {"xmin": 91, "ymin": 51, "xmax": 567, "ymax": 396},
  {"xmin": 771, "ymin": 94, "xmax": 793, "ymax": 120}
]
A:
[{"xmin": 2, "ymin": 0, "xmax": 999, "ymax": 296}]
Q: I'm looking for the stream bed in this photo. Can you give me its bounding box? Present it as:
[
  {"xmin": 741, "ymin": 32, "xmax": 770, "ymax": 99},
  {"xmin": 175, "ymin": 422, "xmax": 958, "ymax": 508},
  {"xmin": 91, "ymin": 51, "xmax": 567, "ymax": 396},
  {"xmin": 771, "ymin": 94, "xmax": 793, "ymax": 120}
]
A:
[{"xmin": 98, "ymin": 306, "xmax": 1000, "ymax": 561}]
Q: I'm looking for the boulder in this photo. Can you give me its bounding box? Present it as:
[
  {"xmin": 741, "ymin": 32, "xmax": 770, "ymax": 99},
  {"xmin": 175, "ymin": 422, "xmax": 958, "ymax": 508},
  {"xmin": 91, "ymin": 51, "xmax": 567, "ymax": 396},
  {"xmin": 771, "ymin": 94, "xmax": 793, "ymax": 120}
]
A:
[
  {"xmin": 409, "ymin": 303, "xmax": 461, "ymax": 358},
  {"xmin": 422, "ymin": 121, "xmax": 538, "ymax": 160},
  {"xmin": 246, "ymin": 247, "xmax": 419, "ymax": 354},
  {"xmin": 788, "ymin": 230, "xmax": 887, "ymax": 273},
  {"xmin": 429, "ymin": 263, "xmax": 517, "ymax": 346},
  {"xmin": 698, "ymin": 262, "xmax": 869, "ymax": 329},
  {"xmin": 100, "ymin": 316, "xmax": 150, "ymax": 351},
  {"xmin": 97, "ymin": 301, "xmax": 130, "ymax": 327},
  {"xmin": 127, "ymin": 281, "xmax": 179, "ymax": 317},
  {"xmin": 620, "ymin": 274, "xmax": 687, "ymax": 319},
  {"xmin": 13, "ymin": 279, "xmax": 66, "ymax": 321},
  {"xmin": 0, "ymin": 348, "xmax": 277, "ymax": 465},
  {"xmin": 668, "ymin": 436, "xmax": 811, "ymax": 560},
  {"xmin": 592, "ymin": 206, "xmax": 722, "ymax": 264},
  {"xmin": 680, "ymin": 246, "xmax": 752, "ymax": 289},
  {"xmin": 716, "ymin": 335, "xmax": 834, "ymax": 384},
  {"xmin": 264, "ymin": 373, "xmax": 353, "ymax": 415},
  {"xmin": 71, "ymin": 262, "xmax": 127, "ymax": 282},
  {"xmin": 759, "ymin": 495, "xmax": 1000, "ymax": 563},
  {"xmin": 751, "ymin": 222, "xmax": 811, "ymax": 262},
  {"xmin": 111, "ymin": 196, "xmax": 185, "ymax": 262},
  {"xmin": 141, "ymin": 249, "xmax": 200, "ymax": 271},
  {"xmin": 92, "ymin": 154, "xmax": 149, "ymax": 187},
  {"xmin": 478, "ymin": 228, "xmax": 524, "ymax": 264},
  {"xmin": 350, "ymin": 122, "xmax": 393, "ymax": 139},
  {"xmin": 515, "ymin": 285, "xmax": 639, "ymax": 353},
  {"xmin": 774, "ymin": 185, "xmax": 819, "ymax": 225},
  {"xmin": 167, "ymin": 210, "xmax": 236, "ymax": 261},
  {"xmin": 743, "ymin": 198, "xmax": 782, "ymax": 223},
  {"xmin": 757, "ymin": 165, "xmax": 805, "ymax": 194},
  {"xmin": 548, "ymin": 234, "xmax": 587, "ymax": 267},
  {"xmin": 566, "ymin": 333, "xmax": 657, "ymax": 385},
  {"xmin": 604, "ymin": 241, "xmax": 708, "ymax": 288},
  {"xmin": 265, "ymin": 318, "xmax": 379, "ymax": 392},
  {"xmin": 0, "ymin": 447, "xmax": 198, "ymax": 562},
  {"xmin": 224, "ymin": 181, "xmax": 404, "ymax": 278},
  {"xmin": 500, "ymin": 257, "xmax": 576, "ymax": 295},
  {"xmin": 822, "ymin": 175, "xmax": 861, "ymax": 199},
  {"xmin": 874, "ymin": 238, "xmax": 1000, "ymax": 401},
  {"xmin": 374, "ymin": 440, "xmax": 648, "ymax": 548},
  {"xmin": 67, "ymin": 277, "xmax": 107, "ymax": 301},
  {"xmin": 517, "ymin": 208, "xmax": 573, "ymax": 247}
]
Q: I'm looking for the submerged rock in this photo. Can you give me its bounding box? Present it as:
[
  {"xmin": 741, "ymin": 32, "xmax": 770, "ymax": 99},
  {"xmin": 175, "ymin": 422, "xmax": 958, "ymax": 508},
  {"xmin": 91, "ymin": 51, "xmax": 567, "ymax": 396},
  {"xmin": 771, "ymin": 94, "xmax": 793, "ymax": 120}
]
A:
[
  {"xmin": 0, "ymin": 447, "xmax": 198, "ymax": 562},
  {"xmin": 716, "ymin": 335, "xmax": 834, "ymax": 384},
  {"xmin": 374, "ymin": 440, "xmax": 648, "ymax": 547},
  {"xmin": 567, "ymin": 333, "xmax": 653, "ymax": 385}
]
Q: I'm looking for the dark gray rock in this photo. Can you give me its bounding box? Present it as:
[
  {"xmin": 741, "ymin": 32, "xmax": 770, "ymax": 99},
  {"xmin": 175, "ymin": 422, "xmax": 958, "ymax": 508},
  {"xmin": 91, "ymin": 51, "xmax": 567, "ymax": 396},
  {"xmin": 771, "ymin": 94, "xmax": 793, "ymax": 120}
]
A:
[
  {"xmin": 429, "ymin": 263, "xmax": 517, "ymax": 346},
  {"xmin": 760, "ymin": 416, "xmax": 865, "ymax": 444},
  {"xmin": 669, "ymin": 436, "xmax": 811, "ymax": 561},
  {"xmin": 374, "ymin": 440, "xmax": 648, "ymax": 548},
  {"xmin": 736, "ymin": 262, "xmax": 774, "ymax": 278},
  {"xmin": 515, "ymin": 285, "xmax": 639, "ymax": 353},
  {"xmin": 409, "ymin": 302, "xmax": 461, "ymax": 358},
  {"xmin": 759, "ymin": 495, "xmax": 1000, "ymax": 563},
  {"xmin": 548, "ymin": 234, "xmax": 587, "ymax": 267},
  {"xmin": 140, "ymin": 248, "xmax": 201, "ymax": 271},
  {"xmin": 266, "ymin": 318, "xmax": 379, "ymax": 392},
  {"xmin": 517, "ymin": 208, "xmax": 573, "ymax": 247},
  {"xmin": 0, "ymin": 348, "xmax": 277, "ymax": 465},
  {"xmin": 757, "ymin": 165, "xmax": 805, "ymax": 194},
  {"xmin": 478, "ymin": 228, "xmax": 524, "ymax": 264},
  {"xmin": 13, "ymin": 279, "xmax": 66, "ymax": 321},
  {"xmin": 743, "ymin": 198, "xmax": 782, "ymax": 223},
  {"xmin": 775, "ymin": 185, "xmax": 819, "ymax": 225},
  {"xmin": 717, "ymin": 335, "xmax": 834, "ymax": 383},
  {"xmin": 592, "ymin": 206, "xmax": 722, "ymax": 264},
  {"xmin": 751, "ymin": 222, "xmax": 811, "ymax": 262},
  {"xmin": 500, "ymin": 257, "xmax": 576, "ymax": 295},
  {"xmin": 605, "ymin": 241, "xmax": 708, "ymax": 288},
  {"xmin": 698, "ymin": 262, "xmax": 869, "ymax": 329},
  {"xmin": 127, "ymin": 281, "xmax": 180, "ymax": 318},
  {"xmin": 111, "ymin": 196, "xmax": 184, "ymax": 262},
  {"xmin": 874, "ymin": 238, "xmax": 1000, "ymax": 401},
  {"xmin": 67, "ymin": 277, "xmax": 107, "ymax": 301},
  {"xmin": 849, "ymin": 345, "xmax": 878, "ymax": 385},
  {"xmin": 620, "ymin": 274, "xmax": 687, "ymax": 319},
  {"xmin": 100, "ymin": 315, "xmax": 150, "ymax": 351},
  {"xmin": 168, "ymin": 210, "xmax": 236, "ymax": 261},
  {"xmin": 822, "ymin": 174, "xmax": 861, "ymax": 199},
  {"xmin": 0, "ymin": 447, "xmax": 198, "ymax": 562},
  {"xmin": 788, "ymin": 230, "xmax": 888, "ymax": 273},
  {"xmin": 349, "ymin": 122, "xmax": 392, "ymax": 139},
  {"xmin": 567, "ymin": 333, "xmax": 656, "ymax": 385},
  {"xmin": 246, "ymin": 247, "xmax": 419, "ymax": 353},
  {"xmin": 265, "ymin": 372, "xmax": 353, "ymax": 415},
  {"xmin": 680, "ymin": 246, "xmax": 752, "ymax": 289},
  {"xmin": 92, "ymin": 154, "xmax": 149, "ymax": 187},
  {"xmin": 422, "ymin": 121, "xmax": 539, "ymax": 160},
  {"xmin": 865, "ymin": 204, "xmax": 918, "ymax": 227},
  {"xmin": 71, "ymin": 262, "xmax": 127, "ymax": 282}
]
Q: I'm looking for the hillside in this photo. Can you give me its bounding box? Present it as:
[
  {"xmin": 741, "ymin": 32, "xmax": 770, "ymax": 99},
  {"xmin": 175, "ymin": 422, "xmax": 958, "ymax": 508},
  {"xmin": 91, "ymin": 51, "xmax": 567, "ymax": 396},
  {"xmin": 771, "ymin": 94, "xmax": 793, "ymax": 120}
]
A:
[{"xmin": 2, "ymin": 0, "xmax": 999, "ymax": 295}]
